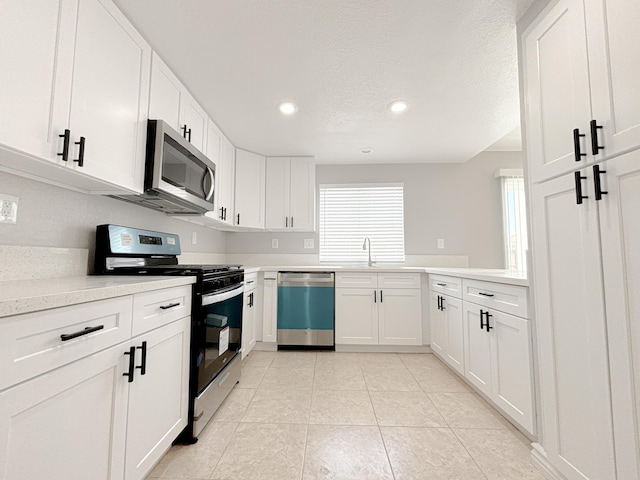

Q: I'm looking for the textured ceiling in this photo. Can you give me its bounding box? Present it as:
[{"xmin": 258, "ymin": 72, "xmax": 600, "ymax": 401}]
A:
[{"xmin": 113, "ymin": 0, "xmax": 532, "ymax": 164}]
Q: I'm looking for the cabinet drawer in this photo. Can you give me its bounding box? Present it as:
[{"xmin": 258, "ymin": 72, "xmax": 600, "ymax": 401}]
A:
[
  {"xmin": 244, "ymin": 272, "xmax": 258, "ymax": 292},
  {"xmin": 0, "ymin": 295, "xmax": 133, "ymax": 391},
  {"xmin": 378, "ymin": 273, "xmax": 421, "ymax": 289},
  {"xmin": 430, "ymin": 275, "xmax": 462, "ymax": 298},
  {"xmin": 132, "ymin": 285, "xmax": 192, "ymax": 337},
  {"xmin": 462, "ymin": 279, "xmax": 528, "ymax": 318},
  {"xmin": 335, "ymin": 272, "xmax": 377, "ymax": 288}
]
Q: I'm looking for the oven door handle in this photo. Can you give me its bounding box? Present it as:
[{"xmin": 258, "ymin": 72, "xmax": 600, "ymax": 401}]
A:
[{"xmin": 202, "ymin": 284, "xmax": 244, "ymax": 305}]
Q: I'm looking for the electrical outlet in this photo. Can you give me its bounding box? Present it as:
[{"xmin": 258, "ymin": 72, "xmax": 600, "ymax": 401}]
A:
[
  {"xmin": 0, "ymin": 194, "xmax": 18, "ymax": 224},
  {"xmin": 191, "ymin": 231, "xmax": 197, "ymax": 245},
  {"xmin": 437, "ymin": 238, "xmax": 445, "ymax": 249},
  {"xmin": 271, "ymin": 239, "xmax": 279, "ymax": 249},
  {"xmin": 304, "ymin": 239, "xmax": 314, "ymax": 249}
]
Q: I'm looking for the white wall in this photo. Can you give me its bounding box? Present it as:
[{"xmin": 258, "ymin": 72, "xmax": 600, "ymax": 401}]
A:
[
  {"xmin": 0, "ymin": 170, "xmax": 227, "ymax": 266},
  {"xmin": 227, "ymin": 151, "xmax": 523, "ymax": 268}
]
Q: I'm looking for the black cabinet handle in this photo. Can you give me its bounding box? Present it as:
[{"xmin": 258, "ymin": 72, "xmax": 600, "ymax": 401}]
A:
[
  {"xmin": 187, "ymin": 128, "xmax": 192, "ymax": 143},
  {"xmin": 123, "ymin": 346, "xmax": 135, "ymax": 383},
  {"xmin": 237, "ymin": 213, "xmax": 240, "ymax": 225},
  {"xmin": 374, "ymin": 290, "xmax": 377, "ymax": 303},
  {"xmin": 58, "ymin": 129, "xmax": 71, "ymax": 161},
  {"xmin": 60, "ymin": 324, "xmax": 104, "ymax": 341},
  {"xmin": 223, "ymin": 207, "xmax": 227, "ymax": 221},
  {"xmin": 182, "ymin": 124, "xmax": 188, "ymax": 139},
  {"xmin": 437, "ymin": 295, "xmax": 441, "ymax": 311},
  {"xmin": 480, "ymin": 309, "xmax": 487, "ymax": 330},
  {"xmin": 573, "ymin": 128, "xmax": 586, "ymax": 162},
  {"xmin": 593, "ymin": 165, "xmax": 608, "ymax": 201},
  {"xmin": 380, "ymin": 290, "xmax": 383, "ymax": 302},
  {"xmin": 220, "ymin": 207, "xmax": 225, "ymax": 220},
  {"xmin": 285, "ymin": 216, "xmax": 288, "ymax": 228},
  {"xmin": 574, "ymin": 171, "xmax": 588, "ymax": 205},
  {"xmin": 440, "ymin": 296, "xmax": 445, "ymax": 310},
  {"xmin": 74, "ymin": 136, "xmax": 85, "ymax": 167},
  {"xmin": 291, "ymin": 217, "xmax": 294, "ymax": 228},
  {"xmin": 590, "ymin": 120, "xmax": 604, "ymax": 155},
  {"xmin": 136, "ymin": 341, "xmax": 147, "ymax": 376},
  {"xmin": 485, "ymin": 312, "xmax": 493, "ymax": 331},
  {"xmin": 159, "ymin": 302, "xmax": 180, "ymax": 310},
  {"xmin": 478, "ymin": 292, "xmax": 494, "ymax": 298}
]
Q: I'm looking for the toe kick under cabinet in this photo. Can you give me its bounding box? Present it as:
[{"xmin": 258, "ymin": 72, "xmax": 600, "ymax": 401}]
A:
[
  {"xmin": 0, "ymin": 285, "xmax": 191, "ymax": 480},
  {"xmin": 430, "ymin": 275, "xmax": 535, "ymax": 435}
]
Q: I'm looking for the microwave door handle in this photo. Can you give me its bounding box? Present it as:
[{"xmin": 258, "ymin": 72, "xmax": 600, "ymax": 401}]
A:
[
  {"xmin": 203, "ymin": 167, "xmax": 214, "ymax": 201},
  {"xmin": 202, "ymin": 284, "xmax": 244, "ymax": 306}
]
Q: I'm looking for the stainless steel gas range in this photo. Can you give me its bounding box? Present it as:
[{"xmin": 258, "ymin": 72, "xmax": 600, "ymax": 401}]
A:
[{"xmin": 94, "ymin": 224, "xmax": 243, "ymax": 443}]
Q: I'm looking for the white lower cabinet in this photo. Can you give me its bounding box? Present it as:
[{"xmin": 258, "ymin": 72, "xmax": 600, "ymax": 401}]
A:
[
  {"xmin": 462, "ymin": 303, "xmax": 533, "ymax": 433},
  {"xmin": 124, "ymin": 316, "xmax": 190, "ymax": 480},
  {"xmin": 0, "ymin": 285, "xmax": 192, "ymax": 480},
  {"xmin": 0, "ymin": 342, "xmax": 129, "ymax": 480},
  {"xmin": 429, "ymin": 287, "xmax": 464, "ymax": 375},
  {"xmin": 261, "ymin": 272, "xmax": 278, "ymax": 343},
  {"xmin": 335, "ymin": 273, "xmax": 422, "ymax": 346},
  {"xmin": 242, "ymin": 273, "xmax": 258, "ymax": 359},
  {"xmin": 429, "ymin": 274, "xmax": 534, "ymax": 435}
]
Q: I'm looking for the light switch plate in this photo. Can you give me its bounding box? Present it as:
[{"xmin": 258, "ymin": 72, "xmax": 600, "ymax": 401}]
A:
[
  {"xmin": 271, "ymin": 239, "xmax": 279, "ymax": 249},
  {"xmin": 304, "ymin": 239, "xmax": 314, "ymax": 249},
  {"xmin": 437, "ymin": 238, "xmax": 445, "ymax": 249}
]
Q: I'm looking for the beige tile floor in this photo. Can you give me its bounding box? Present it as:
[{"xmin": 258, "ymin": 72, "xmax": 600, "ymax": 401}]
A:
[{"xmin": 146, "ymin": 351, "xmax": 546, "ymax": 480}]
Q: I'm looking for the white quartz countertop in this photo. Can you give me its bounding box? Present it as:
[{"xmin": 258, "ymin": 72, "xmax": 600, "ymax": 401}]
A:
[
  {"xmin": 0, "ymin": 276, "xmax": 196, "ymax": 318},
  {"xmin": 241, "ymin": 265, "xmax": 528, "ymax": 286},
  {"xmin": 424, "ymin": 268, "xmax": 528, "ymax": 286}
]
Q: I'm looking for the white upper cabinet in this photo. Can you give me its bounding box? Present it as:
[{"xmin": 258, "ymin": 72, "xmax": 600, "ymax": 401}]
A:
[
  {"xmin": 148, "ymin": 52, "xmax": 207, "ymax": 153},
  {"xmin": 206, "ymin": 137, "xmax": 236, "ymax": 226},
  {"xmin": 234, "ymin": 149, "xmax": 265, "ymax": 229},
  {"xmin": 265, "ymin": 157, "xmax": 315, "ymax": 231},
  {"xmin": 585, "ymin": 0, "xmax": 640, "ymax": 159},
  {"xmin": 522, "ymin": 0, "xmax": 640, "ymax": 184},
  {"xmin": 0, "ymin": 0, "xmax": 151, "ymax": 194}
]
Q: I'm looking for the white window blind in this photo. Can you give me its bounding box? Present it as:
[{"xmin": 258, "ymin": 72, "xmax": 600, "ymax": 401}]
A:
[
  {"xmin": 496, "ymin": 170, "xmax": 528, "ymax": 273},
  {"xmin": 319, "ymin": 184, "xmax": 405, "ymax": 263}
]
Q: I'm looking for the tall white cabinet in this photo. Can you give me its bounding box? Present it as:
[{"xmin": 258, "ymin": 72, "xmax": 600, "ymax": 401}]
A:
[
  {"xmin": 0, "ymin": 0, "xmax": 151, "ymax": 194},
  {"xmin": 234, "ymin": 149, "xmax": 266, "ymax": 229},
  {"xmin": 520, "ymin": 0, "xmax": 640, "ymax": 478}
]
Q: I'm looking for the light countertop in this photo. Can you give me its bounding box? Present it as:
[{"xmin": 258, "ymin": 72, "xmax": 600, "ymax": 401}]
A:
[
  {"xmin": 0, "ymin": 276, "xmax": 196, "ymax": 318},
  {"xmin": 241, "ymin": 265, "xmax": 528, "ymax": 286}
]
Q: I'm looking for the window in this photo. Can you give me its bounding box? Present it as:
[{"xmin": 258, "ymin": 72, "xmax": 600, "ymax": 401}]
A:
[
  {"xmin": 319, "ymin": 184, "xmax": 405, "ymax": 263},
  {"xmin": 496, "ymin": 169, "xmax": 528, "ymax": 273}
]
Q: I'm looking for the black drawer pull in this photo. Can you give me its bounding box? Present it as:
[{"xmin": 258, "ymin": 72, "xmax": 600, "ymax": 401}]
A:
[
  {"xmin": 590, "ymin": 120, "xmax": 604, "ymax": 155},
  {"xmin": 436, "ymin": 282, "xmax": 447, "ymax": 287},
  {"xmin": 478, "ymin": 292, "xmax": 494, "ymax": 297},
  {"xmin": 573, "ymin": 128, "xmax": 586, "ymax": 162},
  {"xmin": 593, "ymin": 165, "xmax": 608, "ymax": 201},
  {"xmin": 60, "ymin": 325, "xmax": 104, "ymax": 341},
  {"xmin": 74, "ymin": 136, "xmax": 85, "ymax": 167},
  {"xmin": 159, "ymin": 302, "xmax": 180, "ymax": 310},
  {"xmin": 136, "ymin": 341, "xmax": 147, "ymax": 376},
  {"xmin": 123, "ymin": 346, "xmax": 136, "ymax": 383},
  {"xmin": 58, "ymin": 129, "xmax": 71, "ymax": 161}
]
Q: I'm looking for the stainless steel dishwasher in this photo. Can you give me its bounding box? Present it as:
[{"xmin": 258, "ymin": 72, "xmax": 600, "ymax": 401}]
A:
[{"xmin": 277, "ymin": 272, "xmax": 335, "ymax": 348}]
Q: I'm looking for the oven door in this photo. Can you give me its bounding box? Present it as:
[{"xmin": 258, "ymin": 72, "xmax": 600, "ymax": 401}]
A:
[{"xmin": 196, "ymin": 284, "xmax": 243, "ymax": 395}]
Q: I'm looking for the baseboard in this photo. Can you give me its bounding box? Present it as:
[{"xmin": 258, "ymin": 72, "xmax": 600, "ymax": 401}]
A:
[
  {"xmin": 531, "ymin": 443, "xmax": 566, "ymax": 480},
  {"xmin": 335, "ymin": 344, "xmax": 432, "ymax": 353},
  {"xmin": 253, "ymin": 341, "xmax": 277, "ymax": 352}
]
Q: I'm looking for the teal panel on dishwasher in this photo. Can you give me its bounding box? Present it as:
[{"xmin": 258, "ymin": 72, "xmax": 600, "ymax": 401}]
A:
[{"xmin": 277, "ymin": 285, "xmax": 334, "ymax": 330}]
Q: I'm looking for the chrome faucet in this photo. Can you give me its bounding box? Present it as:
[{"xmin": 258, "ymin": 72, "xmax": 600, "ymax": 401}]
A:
[{"xmin": 362, "ymin": 237, "xmax": 373, "ymax": 267}]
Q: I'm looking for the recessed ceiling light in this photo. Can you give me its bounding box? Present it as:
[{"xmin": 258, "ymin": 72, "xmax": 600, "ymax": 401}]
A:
[
  {"xmin": 278, "ymin": 102, "xmax": 298, "ymax": 115},
  {"xmin": 389, "ymin": 100, "xmax": 408, "ymax": 113},
  {"xmin": 361, "ymin": 148, "xmax": 373, "ymax": 154}
]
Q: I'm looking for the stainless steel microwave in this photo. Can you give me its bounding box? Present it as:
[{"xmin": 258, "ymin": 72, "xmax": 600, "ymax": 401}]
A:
[{"xmin": 110, "ymin": 120, "xmax": 216, "ymax": 215}]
